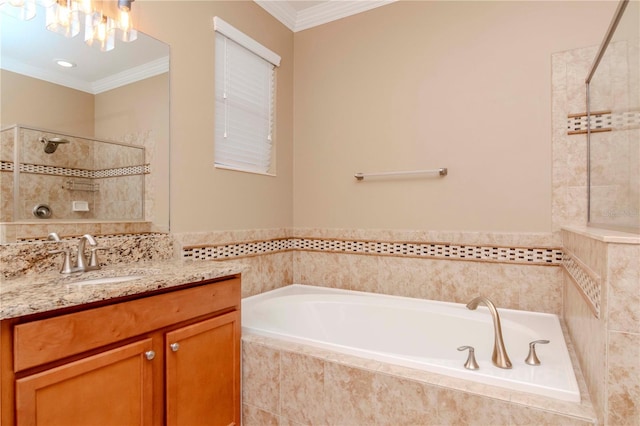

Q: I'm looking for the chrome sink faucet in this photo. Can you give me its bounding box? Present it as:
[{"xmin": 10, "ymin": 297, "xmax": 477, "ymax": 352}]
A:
[
  {"xmin": 48, "ymin": 233, "xmax": 101, "ymax": 274},
  {"xmin": 75, "ymin": 234, "xmax": 99, "ymax": 272},
  {"xmin": 466, "ymin": 296, "xmax": 512, "ymax": 369}
]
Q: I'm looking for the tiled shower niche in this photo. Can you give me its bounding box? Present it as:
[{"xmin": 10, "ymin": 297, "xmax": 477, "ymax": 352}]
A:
[{"xmin": 0, "ymin": 125, "xmax": 148, "ymax": 223}]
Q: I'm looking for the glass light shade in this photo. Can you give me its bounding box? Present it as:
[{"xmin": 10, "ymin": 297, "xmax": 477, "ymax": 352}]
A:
[
  {"xmin": 85, "ymin": 12, "xmax": 115, "ymax": 52},
  {"xmin": 77, "ymin": 0, "xmax": 91, "ymax": 14},
  {"xmin": 1, "ymin": 0, "xmax": 36, "ymax": 20},
  {"xmin": 45, "ymin": 0, "xmax": 79, "ymax": 37},
  {"xmin": 118, "ymin": 9, "xmax": 136, "ymax": 42}
]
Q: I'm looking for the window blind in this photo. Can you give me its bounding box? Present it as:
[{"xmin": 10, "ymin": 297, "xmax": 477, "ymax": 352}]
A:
[{"xmin": 214, "ymin": 18, "xmax": 279, "ymax": 175}]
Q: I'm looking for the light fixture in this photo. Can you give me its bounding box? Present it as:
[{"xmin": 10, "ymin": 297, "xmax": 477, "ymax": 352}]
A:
[
  {"xmin": 0, "ymin": 0, "xmax": 36, "ymax": 20},
  {"xmin": 46, "ymin": 0, "xmax": 80, "ymax": 38},
  {"xmin": 0, "ymin": 0, "xmax": 137, "ymax": 52},
  {"xmin": 117, "ymin": 2, "xmax": 136, "ymax": 42},
  {"xmin": 54, "ymin": 58, "xmax": 76, "ymax": 68},
  {"xmin": 85, "ymin": 11, "xmax": 114, "ymax": 51}
]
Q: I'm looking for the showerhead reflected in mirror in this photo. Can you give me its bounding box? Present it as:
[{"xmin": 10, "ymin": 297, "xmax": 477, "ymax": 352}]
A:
[{"xmin": 39, "ymin": 136, "xmax": 70, "ymax": 154}]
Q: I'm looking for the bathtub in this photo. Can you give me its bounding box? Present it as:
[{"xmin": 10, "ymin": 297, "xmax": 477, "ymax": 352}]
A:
[{"xmin": 242, "ymin": 284, "xmax": 581, "ymax": 403}]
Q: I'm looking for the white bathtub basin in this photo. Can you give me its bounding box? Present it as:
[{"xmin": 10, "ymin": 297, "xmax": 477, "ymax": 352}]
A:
[{"xmin": 242, "ymin": 284, "xmax": 581, "ymax": 402}]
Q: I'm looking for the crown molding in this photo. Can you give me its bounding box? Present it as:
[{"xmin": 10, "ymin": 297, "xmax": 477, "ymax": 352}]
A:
[
  {"xmin": 92, "ymin": 56, "xmax": 170, "ymax": 94},
  {"xmin": 254, "ymin": 1, "xmax": 298, "ymax": 31},
  {"xmin": 255, "ymin": 0, "xmax": 396, "ymax": 32},
  {"xmin": 295, "ymin": 0, "xmax": 395, "ymax": 32},
  {"xmin": 1, "ymin": 56, "xmax": 170, "ymax": 95}
]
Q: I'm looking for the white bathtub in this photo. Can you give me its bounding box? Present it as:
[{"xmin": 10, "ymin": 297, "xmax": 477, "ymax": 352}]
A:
[{"xmin": 242, "ymin": 284, "xmax": 581, "ymax": 402}]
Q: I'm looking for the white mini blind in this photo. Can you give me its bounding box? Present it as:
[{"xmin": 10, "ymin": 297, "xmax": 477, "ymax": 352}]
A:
[{"xmin": 214, "ymin": 17, "xmax": 280, "ymax": 175}]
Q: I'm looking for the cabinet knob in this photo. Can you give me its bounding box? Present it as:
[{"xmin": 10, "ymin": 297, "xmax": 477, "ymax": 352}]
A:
[
  {"xmin": 170, "ymin": 343, "xmax": 180, "ymax": 352},
  {"xmin": 145, "ymin": 350, "xmax": 156, "ymax": 361}
]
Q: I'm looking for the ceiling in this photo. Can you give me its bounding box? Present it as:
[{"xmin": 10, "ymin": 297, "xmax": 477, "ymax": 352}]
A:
[
  {"xmin": 254, "ymin": 0, "xmax": 396, "ymax": 32},
  {"xmin": 0, "ymin": 3, "xmax": 168, "ymax": 94},
  {"xmin": 0, "ymin": 1, "xmax": 390, "ymax": 94}
]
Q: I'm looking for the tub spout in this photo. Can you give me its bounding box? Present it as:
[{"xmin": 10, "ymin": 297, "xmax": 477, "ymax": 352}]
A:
[{"xmin": 466, "ymin": 296, "xmax": 512, "ymax": 369}]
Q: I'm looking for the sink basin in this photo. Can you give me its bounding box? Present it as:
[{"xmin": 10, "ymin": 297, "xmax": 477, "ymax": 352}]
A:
[{"xmin": 68, "ymin": 275, "xmax": 143, "ymax": 286}]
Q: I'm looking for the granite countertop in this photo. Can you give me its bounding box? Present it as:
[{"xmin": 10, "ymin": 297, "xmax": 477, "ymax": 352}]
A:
[{"xmin": 0, "ymin": 259, "xmax": 245, "ymax": 320}]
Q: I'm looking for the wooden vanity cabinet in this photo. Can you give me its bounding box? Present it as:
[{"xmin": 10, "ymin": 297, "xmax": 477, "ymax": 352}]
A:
[{"xmin": 0, "ymin": 276, "xmax": 241, "ymax": 426}]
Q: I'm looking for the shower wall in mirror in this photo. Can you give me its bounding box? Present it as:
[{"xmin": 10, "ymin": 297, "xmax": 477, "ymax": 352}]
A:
[
  {"xmin": 1, "ymin": 125, "xmax": 146, "ymax": 223},
  {"xmin": 587, "ymin": 0, "xmax": 639, "ymax": 233}
]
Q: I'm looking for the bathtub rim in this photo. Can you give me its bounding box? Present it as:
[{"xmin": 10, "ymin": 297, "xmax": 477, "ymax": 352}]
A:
[{"xmin": 242, "ymin": 284, "xmax": 590, "ymax": 405}]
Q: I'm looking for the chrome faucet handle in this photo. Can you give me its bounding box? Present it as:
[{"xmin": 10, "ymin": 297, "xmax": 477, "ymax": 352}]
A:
[
  {"xmin": 48, "ymin": 249, "xmax": 73, "ymax": 274},
  {"xmin": 48, "ymin": 232, "xmax": 61, "ymax": 242},
  {"xmin": 87, "ymin": 247, "xmax": 107, "ymax": 270},
  {"xmin": 457, "ymin": 345, "xmax": 480, "ymax": 370},
  {"xmin": 525, "ymin": 340, "xmax": 550, "ymax": 366}
]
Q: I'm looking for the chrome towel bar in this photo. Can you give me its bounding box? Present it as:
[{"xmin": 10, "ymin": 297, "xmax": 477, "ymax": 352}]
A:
[{"xmin": 354, "ymin": 168, "xmax": 447, "ymax": 181}]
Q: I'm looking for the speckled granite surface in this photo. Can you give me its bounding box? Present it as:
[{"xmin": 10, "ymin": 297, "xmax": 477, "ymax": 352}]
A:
[
  {"xmin": 0, "ymin": 259, "xmax": 245, "ymax": 320},
  {"xmin": 0, "ymin": 233, "xmax": 173, "ymax": 279}
]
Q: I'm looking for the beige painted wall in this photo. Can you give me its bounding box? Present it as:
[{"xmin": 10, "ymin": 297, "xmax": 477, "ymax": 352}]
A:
[
  {"xmin": 293, "ymin": 1, "xmax": 616, "ymax": 232},
  {"xmin": 0, "ymin": 70, "xmax": 94, "ymax": 136},
  {"xmin": 134, "ymin": 1, "xmax": 294, "ymax": 233}
]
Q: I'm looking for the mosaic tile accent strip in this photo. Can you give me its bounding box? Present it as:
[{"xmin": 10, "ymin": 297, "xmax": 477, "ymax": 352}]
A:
[
  {"xmin": 19, "ymin": 163, "xmax": 150, "ymax": 178},
  {"xmin": 567, "ymin": 110, "xmax": 640, "ymax": 135},
  {"xmin": 94, "ymin": 165, "xmax": 150, "ymax": 178},
  {"xmin": 562, "ymin": 249, "xmax": 601, "ymax": 318},
  {"xmin": 186, "ymin": 239, "xmax": 291, "ymax": 260},
  {"xmin": 17, "ymin": 232, "xmax": 165, "ymax": 243},
  {"xmin": 0, "ymin": 160, "xmax": 14, "ymax": 171},
  {"xmin": 183, "ymin": 237, "xmax": 563, "ymax": 265}
]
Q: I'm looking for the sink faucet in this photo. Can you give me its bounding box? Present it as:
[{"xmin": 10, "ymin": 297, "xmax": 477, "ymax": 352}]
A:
[
  {"xmin": 466, "ymin": 296, "xmax": 512, "ymax": 369},
  {"xmin": 75, "ymin": 234, "xmax": 99, "ymax": 272},
  {"xmin": 48, "ymin": 233, "xmax": 102, "ymax": 274}
]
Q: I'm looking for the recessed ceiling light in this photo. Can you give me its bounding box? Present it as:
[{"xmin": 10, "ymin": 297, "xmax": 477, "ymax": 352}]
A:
[{"xmin": 55, "ymin": 59, "xmax": 76, "ymax": 68}]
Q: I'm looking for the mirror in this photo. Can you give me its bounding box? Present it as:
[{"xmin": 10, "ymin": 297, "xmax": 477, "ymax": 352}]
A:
[
  {"xmin": 0, "ymin": 2, "xmax": 170, "ymax": 241},
  {"xmin": 587, "ymin": 0, "xmax": 639, "ymax": 233}
]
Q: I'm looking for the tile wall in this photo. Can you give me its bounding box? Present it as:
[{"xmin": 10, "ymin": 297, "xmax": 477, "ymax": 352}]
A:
[
  {"xmin": 554, "ymin": 42, "xmax": 640, "ymax": 425},
  {"xmin": 0, "ymin": 125, "xmax": 148, "ymax": 228},
  {"xmin": 562, "ymin": 227, "xmax": 640, "ymax": 425},
  {"xmin": 178, "ymin": 228, "xmax": 564, "ymax": 314}
]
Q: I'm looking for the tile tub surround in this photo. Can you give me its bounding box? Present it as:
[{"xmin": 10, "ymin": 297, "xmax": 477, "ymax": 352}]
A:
[
  {"xmin": 0, "ymin": 258, "xmax": 244, "ymax": 320},
  {"xmin": 241, "ymin": 333, "xmax": 597, "ymax": 426},
  {"xmin": 0, "ymin": 232, "xmax": 173, "ymax": 278},
  {"xmin": 178, "ymin": 229, "xmax": 564, "ymax": 314},
  {"xmin": 562, "ymin": 227, "xmax": 640, "ymax": 425}
]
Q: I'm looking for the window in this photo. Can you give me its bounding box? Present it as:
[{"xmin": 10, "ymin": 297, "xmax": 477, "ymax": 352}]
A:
[{"xmin": 213, "ymin": 17, "xmax": 281, "ymax": 175}]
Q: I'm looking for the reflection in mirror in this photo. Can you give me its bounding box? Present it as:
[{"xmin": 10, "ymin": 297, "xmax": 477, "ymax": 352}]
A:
[
  {"xmin": 1, "ymin": 124, "xmax": 145, "ymax": 222},
  {"xmin": 0, "ymin": 2, "xmax": 170, "ymax": 242},
  {"xmin": 587, "ymin": 0, "xmax": 639, "ymax": 233}
]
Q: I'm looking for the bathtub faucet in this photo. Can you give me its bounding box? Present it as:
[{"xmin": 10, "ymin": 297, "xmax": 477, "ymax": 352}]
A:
[{"xmin": 466, "ymin": 296, "xmax": 512, "ymax": 369}]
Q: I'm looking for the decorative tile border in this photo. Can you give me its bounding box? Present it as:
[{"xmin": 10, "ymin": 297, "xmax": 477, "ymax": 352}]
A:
[
  {"xmin": 0, "ymin": 160, "xmax": 14, "ymax": 171},
  {"xmin": 16, "ymin": 232, "xmax": 163, "ymax": 243},
  {"xmin": 562, "ymin": 248, "xmax": 601, "ymax": 318},
  {"xmin": 19, "ymin": 163, "xmax": 150, "ymax": 178},
  {"xmin": 567, "ymin": 110, "xmax": 640, "ymax": 135},
  {"xmin": 183, "ymin": 237, "xmax": 563, "ymax": 266}
]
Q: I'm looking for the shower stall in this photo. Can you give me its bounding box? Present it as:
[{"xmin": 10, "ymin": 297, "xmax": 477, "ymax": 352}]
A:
[{"xmin": 586, "ymin": 0, "xmax": 640, "ymax": 233}]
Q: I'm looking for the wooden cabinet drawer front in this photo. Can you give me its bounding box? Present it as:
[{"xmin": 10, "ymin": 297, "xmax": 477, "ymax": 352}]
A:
[{"xmin": 14, "ymin": 277, "xmax": 240, "ymax": 372}]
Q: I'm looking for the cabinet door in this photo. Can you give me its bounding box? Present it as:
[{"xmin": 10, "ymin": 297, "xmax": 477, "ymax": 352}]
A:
[
  {"xmin": 16, "ymin": 339, "xmax": 154, "ymax": 426},
  {"xmin": 166, "ymin": 311, "xmax": 240, "ymax": 426}
]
